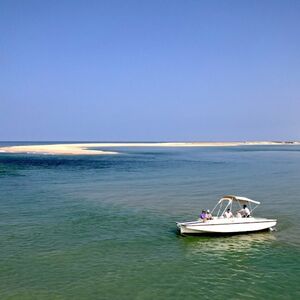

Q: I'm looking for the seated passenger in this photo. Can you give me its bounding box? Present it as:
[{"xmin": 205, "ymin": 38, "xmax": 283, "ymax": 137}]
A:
[
  {"xmin": 224, "ymin": 208, "xmax": 233, "ymax": 218},
  {"xmin": 206, "ymin": 209, "xmax": 213, "ymax": 220},
  {"xmin": 238, "ymin": 205, "xmax": 250, "ymax": 218},
  {"xmin": 199, "ymin": 210, "xmax": 207, "ymax": 221},
  {"xmin": 243, "ymin": 205, "xmax": 250, "ymax": 217}
]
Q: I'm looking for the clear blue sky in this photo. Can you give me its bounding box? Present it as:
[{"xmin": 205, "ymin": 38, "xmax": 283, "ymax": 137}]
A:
[{"xmin": 1, "ymin": 0, "xmax": 299, "ymax": 141}]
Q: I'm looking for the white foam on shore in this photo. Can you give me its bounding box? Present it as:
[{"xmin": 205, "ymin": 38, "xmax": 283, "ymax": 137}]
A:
[{"xmin": 0, "ymin": 141, "xmax": 298, "ymax": 155}]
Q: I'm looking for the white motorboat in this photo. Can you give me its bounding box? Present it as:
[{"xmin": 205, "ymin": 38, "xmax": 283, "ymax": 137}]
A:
[{"xmin": 177, "ymin": 195, "xmax": 277, "ymax": 235}]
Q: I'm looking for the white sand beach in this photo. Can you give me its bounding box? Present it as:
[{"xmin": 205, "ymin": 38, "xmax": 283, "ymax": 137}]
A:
[
  {"xmin": 0, "ymin": 141, "xmax": 298, "ymax": 155},
  {"xmin": 0, "ymin": 144, "xmax": 119, "ymax": 155}
]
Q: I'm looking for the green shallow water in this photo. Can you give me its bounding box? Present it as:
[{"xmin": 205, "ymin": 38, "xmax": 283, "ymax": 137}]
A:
[{"xmin": 0, "ymin": 144, "xmax": 300, "ymax": 299}]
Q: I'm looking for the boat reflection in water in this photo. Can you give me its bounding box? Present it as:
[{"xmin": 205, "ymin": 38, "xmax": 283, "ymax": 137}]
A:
[
  {"xmin": 181, "ymin": 231, "xmax": 277, "ymax": 256},
  {"xmin": 179, "ymin": 232, "xmax": 278, "ymax": 296}
]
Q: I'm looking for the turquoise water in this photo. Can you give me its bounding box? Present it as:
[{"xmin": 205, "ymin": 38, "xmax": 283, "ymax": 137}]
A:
[{"xmin": 0, "ymin": 143, "xmax": 300, "ymax": 299}]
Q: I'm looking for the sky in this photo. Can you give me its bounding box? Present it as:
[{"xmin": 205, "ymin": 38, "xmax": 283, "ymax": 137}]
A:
[{"xmin": 0, "ymin": 0, "xmax": 299, "ymax": 141}]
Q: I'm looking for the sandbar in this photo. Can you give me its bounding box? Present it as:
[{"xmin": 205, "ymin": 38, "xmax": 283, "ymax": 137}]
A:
[
  {"xmin": 0, "ymin": 144, "xmax": 118, "ymax": 155},
  {"xmin": 0, "ymin": 141, "xmax": 298, "ymax": 155}
]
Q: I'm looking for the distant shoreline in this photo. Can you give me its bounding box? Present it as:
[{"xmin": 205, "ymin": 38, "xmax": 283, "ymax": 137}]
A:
[{"xmin": 0, "ymin": 141, "xmax": 299, "ymax": 155}]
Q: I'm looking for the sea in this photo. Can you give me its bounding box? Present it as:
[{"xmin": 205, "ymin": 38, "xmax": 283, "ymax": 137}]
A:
[{"xmin": 0, "ymin": 142, "xmax": 299, "ymax": 299}]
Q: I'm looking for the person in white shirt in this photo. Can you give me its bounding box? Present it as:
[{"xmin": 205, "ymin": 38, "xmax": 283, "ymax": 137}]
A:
[
  {"xmin": 224, "ymin": 208, "xmax": 233, "ymax": 218},
  {"xmin": 206, "ymin": 209, "xmax": 213, "ymax": 220},
  {"xmin": 238, "ymin": 205, "xmax": 250, "ymax": 218},
  {"xmin": 244, "ymin": 205, "xmax": 250, "ymax": 217}
]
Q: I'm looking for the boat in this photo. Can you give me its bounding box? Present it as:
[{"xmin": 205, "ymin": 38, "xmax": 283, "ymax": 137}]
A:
[{"xmin": 177, "ymin": 195, "xmax": 277, "ymax": 235}]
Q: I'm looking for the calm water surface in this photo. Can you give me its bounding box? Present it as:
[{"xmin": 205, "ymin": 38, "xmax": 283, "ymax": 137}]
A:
[{"xmin": 0, "ymin": 143, "xmax": 299, "ymax": 299}]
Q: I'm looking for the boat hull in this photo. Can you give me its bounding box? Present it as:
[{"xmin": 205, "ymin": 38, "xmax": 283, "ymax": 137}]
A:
[{"xmin": 177, "ymin": 218, "xmax": 277, "ymax": 235}]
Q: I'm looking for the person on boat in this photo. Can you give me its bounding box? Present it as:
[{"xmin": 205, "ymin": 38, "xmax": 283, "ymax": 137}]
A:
[
  {"xmin": 206, "ymin": 209, "xmax": 213, "ymax": 220},
  {"xmin": 224, "ymin": 208, "xmax": 233, "ymax": 218},
  {"xmin": 199, "ymin": 210, "xmax": 207, "ymax": 221},
  {"xmin": 237, "ymin": 205, "xmax": 250, "ymax": 218},
  {"xmin": 243, "ymin": 205, "xmax": 250, "ymax": 217}
]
